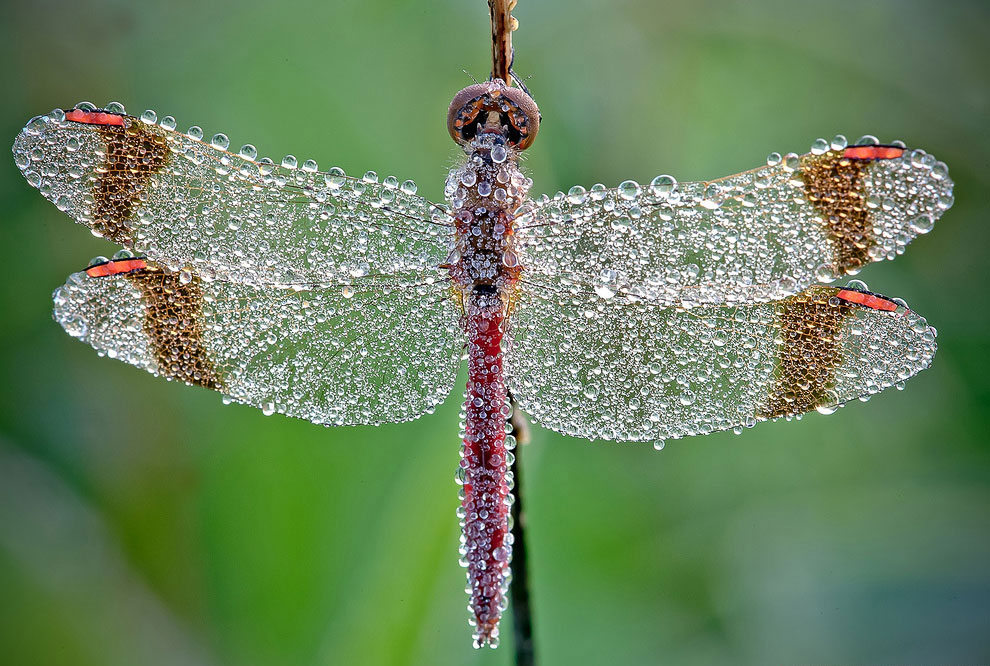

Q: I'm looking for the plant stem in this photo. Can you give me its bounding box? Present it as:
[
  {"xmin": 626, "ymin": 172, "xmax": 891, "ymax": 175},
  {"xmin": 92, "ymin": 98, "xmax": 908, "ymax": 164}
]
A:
[
  {"xmin": 488, "ymin": 0, "xmax": 516, "ymax": 84},
  {"xmin": 508, "ymin": 395, "xmax": 535, "ymax": 665}
]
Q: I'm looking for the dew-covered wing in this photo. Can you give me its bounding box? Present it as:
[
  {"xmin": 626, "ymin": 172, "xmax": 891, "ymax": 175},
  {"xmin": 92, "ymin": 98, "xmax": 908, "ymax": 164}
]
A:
[
  {"xmin": 53, "ymin": 259, "xmax": 463, "ymax": 426},
  {"xmin": 515, "ymin": 139, "xmax": 952, "ymax": 307},
  {"xmin": 14, "ymin": 106, "xmax": 452, "ymax": 288},
  {"xmin": 506, "ymin": 283, "xmax": 936, "ymax": 442}
]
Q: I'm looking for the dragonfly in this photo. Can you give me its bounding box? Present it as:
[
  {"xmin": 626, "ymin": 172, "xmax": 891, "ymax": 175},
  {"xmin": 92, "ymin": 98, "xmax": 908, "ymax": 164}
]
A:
[{"xmin": 12, "ymin": 73, "xmax": 951, "ymax": 647}]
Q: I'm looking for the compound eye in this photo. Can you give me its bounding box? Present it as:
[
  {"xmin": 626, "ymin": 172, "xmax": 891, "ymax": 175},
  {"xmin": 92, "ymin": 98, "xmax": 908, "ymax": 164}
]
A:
[{"xmin": 446, "ymin": 82, "xmax": 540, "ymax": 150}]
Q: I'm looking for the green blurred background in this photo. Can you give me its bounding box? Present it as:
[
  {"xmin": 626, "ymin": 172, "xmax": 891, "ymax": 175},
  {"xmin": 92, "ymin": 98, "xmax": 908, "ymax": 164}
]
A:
[{"xmin": 1, "ymin": 0, "xmax": 987, "ymax": 664}]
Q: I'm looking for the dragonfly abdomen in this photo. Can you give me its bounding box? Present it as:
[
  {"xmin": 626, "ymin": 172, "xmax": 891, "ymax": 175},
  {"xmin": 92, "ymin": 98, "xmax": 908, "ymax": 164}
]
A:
[{"xmin": 459, "ymin": 289, "xmax": 512, "ymax": 648}]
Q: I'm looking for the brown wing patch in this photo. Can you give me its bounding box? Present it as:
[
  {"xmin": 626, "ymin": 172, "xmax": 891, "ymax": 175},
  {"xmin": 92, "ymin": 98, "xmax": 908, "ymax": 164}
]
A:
[
  {"xmin": 761, "ymin": 286, "xmax": 854, "ymax": 418},
  {"xmin": 125, "ymin": 269, "xmax": 222, "ymax": 390},
  {"xmin": 801, "ymin": 151, "xmax": 876, "ymax": 274},
  {"xmin": 92, "ymin": 120, "xmax": 170, "ymax": 244}
]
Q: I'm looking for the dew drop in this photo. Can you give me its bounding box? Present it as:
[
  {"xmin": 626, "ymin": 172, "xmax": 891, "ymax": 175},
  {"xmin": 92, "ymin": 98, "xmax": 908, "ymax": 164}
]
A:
[
  {"xmin": 326, "ymin": 166, "xmax": 346, "ymax": 189},
  {"xmin": 815, "ymin": 263, "xmax": 836, "ymax": 281},
  {"xmin": 649, "ymin": 174, "xmax": 677, "ymax": 197},
  {"xmin": 567, "ymin": 185, "xmax": 587, "ymax": 205},
  {"xmin": 910, "ymin": 214, "xmax": 935, "ymax": 234},
  {"xmin": 617, "ymin": 180, "xmax": 641, "ymax": 201},
  {"xmin": 210, "ymin": 133, "xmax": 230, "ymax": 150},
  {"xmin": 594, "ymin": 284, "xmax": 616, "ymax": 299},
  {"xmin": 238, "ymin": 144, "xmax": 258, "ymax": 161},
  {"xmin": 845, "ymin": 279, "xmax": 868, "ymax": 292},
  {"xmin": 62, "ymin": 315, "xmax": 88, "ymax": 338}
]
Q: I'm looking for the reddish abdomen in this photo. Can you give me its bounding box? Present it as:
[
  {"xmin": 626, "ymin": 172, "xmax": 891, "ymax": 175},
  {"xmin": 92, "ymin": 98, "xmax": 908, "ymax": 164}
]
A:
[{"xmin": 459, "ymin": 290, "xmax": 512, "ymax": 648}]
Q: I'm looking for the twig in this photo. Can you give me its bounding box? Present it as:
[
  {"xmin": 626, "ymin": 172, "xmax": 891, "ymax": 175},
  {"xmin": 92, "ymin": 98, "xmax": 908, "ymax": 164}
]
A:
[
  {"xmin": 489, "ymin": 0, "xmax": 517, "ymax": 84},
  {"xmin": 492, "ymin": 2, "xmax": 533, "ymax": 662},
  {"xmin": 508, "ymin": 393, "xmax": 535, "ymax": 665}
]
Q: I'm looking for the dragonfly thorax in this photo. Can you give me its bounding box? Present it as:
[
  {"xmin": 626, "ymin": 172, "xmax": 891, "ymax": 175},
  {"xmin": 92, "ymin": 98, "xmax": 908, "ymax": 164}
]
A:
[{"xmin": 445, "ymin": 131, "xmax": 531, "ymax": 299}]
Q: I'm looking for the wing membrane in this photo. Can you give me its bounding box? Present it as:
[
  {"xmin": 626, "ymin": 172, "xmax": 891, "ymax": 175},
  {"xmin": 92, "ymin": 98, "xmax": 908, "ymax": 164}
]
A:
[
  {"xmin": 14, "ymin": 107, "xmax": 453, "ymax": 288},
  {"xmin": 53, "ymin": 261, "xmax": 463, "ymax": 425},
  {"xmin": 506, "ymin": 284, "xmax": 936, "ymax": 441},
  {"xmin": 515, "ymin": 139, "xmax": 952, "ymax": 307}
]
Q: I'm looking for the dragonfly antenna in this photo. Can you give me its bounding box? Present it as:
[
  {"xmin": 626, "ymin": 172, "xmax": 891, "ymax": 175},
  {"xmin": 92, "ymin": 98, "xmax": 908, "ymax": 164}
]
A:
[{"xmin": 489, "ymin": 0, "xmax": 518, "ymax": 85}]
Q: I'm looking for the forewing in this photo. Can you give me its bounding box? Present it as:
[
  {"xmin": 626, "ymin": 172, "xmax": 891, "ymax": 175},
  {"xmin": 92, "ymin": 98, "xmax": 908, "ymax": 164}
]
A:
[
  {"xmin": 515, "ymin": 139, "xmax": 952, "ymax": 307},
  {"xmin": 506, "ymin": 284, "xmax": 936, "ymax": 441},
  {"xmin": 53, "ymin": 260, "xmax": 463, "ymax": 426},
  {"xmin": 14, "ymin": 107, "xmax": 452, "ymax": 288}
]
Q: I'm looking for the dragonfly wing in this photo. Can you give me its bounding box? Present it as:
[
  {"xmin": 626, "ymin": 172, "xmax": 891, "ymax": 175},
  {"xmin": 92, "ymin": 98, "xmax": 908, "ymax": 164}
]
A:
[
  {"xmin": 516, "ymin": 139, "xmax": 952, "ymax": 306},
  {"xmin": 54, "ymin": 260, "xmax": 463, "ymax": 426},
  {"xmin": 506, "ymin": 284, "xmax": 936, "ymax": 441},
  {"xmin": 14, "ymin": 107, "xmax": 452, "ymax": 288}
]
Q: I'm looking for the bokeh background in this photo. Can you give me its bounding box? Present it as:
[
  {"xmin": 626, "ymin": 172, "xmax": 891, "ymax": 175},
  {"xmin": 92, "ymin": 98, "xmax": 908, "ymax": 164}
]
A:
[{"xmin": 1, "ymin": 0, "xmax": 988, "ymax": 664}]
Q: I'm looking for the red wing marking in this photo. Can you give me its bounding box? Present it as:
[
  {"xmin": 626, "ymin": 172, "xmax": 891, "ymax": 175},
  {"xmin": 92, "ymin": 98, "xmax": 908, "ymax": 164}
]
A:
[
  {"xmin": 842, "ymin": 145, "xmax": 905, "ymax": 160},
  {"xmin": 64, "ymin": 109, "xmax": 126, "ymax": 127},
  {"xmin": 85, "ymin": 258, "xmax": 149, "ymax": 278},
  {"xmin": 835, "ymin": 289, "xmax": 900, "ymax": 312}
]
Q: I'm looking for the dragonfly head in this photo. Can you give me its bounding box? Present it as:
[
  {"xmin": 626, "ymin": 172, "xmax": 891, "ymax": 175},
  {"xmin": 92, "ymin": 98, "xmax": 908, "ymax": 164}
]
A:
[{"xmin": 447, "ymin": 80, "xmax": 540, "ymax": 151}]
